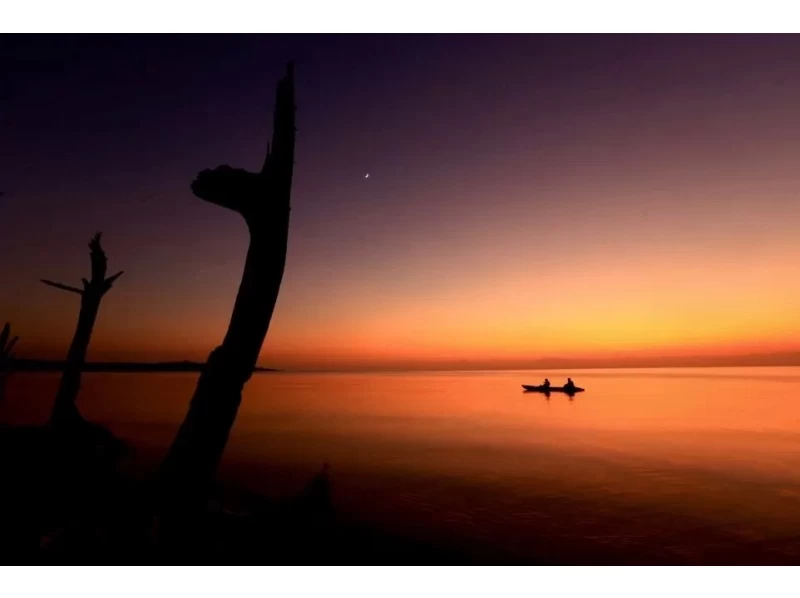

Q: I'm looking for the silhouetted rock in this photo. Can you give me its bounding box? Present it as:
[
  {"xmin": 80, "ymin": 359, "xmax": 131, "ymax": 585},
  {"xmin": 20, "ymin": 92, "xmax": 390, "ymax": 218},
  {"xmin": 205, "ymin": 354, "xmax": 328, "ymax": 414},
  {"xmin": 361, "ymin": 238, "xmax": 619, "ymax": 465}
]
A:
[{"xmin": 295, "ymin": 462, "xmax": 333, "ymax": 520}]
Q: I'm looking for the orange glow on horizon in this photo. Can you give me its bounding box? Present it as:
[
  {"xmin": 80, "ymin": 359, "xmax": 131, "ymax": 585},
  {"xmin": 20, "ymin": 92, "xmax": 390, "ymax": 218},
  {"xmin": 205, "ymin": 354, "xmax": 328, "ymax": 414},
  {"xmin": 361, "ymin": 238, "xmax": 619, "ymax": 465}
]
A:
[{"xmin": 12, "ymin": 217, "xmax": 800, "ymax": 371}]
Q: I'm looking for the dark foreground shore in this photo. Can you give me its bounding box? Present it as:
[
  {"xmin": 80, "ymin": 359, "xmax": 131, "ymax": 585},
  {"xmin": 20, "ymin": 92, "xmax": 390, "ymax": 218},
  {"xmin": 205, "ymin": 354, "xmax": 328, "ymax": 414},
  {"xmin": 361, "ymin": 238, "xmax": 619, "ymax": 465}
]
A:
[
  {"xmin": 0, "ymin": 423, "xmax": 481, "ymax": 564},
  {"xmin": 3, "ymin": 420, "xmax": 800, "ymax": 564}
]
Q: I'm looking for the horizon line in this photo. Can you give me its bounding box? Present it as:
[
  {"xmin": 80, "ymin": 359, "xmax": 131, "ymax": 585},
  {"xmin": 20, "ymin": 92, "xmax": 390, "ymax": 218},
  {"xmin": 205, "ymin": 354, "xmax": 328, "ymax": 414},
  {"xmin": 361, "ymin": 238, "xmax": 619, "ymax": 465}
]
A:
[
  {"xmin": 12, "ymin": 351, "xmax": 800, "ymax": 374},
  {"xmin": 278, "ymin": 363, "xmax": 800, "ymax": 374}
]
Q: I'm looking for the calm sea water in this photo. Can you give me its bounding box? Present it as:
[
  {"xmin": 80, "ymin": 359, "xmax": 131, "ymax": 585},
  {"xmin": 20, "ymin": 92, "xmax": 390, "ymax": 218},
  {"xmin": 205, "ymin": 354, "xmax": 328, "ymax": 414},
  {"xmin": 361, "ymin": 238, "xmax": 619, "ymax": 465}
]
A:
[{"xmin": 5, "ymin": 367, "xmax": 800, "ymax": 563}]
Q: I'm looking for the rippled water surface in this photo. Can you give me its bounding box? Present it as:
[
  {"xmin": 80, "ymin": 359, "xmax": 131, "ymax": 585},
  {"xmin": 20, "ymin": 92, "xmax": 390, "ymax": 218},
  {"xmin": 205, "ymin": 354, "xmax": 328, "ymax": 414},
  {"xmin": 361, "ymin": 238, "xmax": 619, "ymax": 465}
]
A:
[{"xmin": 6, "ymin": 367, "xmax": 800, "ymax": 563}]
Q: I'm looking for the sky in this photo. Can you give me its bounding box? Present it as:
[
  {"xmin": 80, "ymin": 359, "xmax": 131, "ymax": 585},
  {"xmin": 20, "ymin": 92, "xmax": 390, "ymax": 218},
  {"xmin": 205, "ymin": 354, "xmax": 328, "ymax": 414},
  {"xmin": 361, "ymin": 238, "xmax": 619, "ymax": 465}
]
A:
[{"xmin": 3, "ymin": 34, "xmax": 800, "ymax": 371}]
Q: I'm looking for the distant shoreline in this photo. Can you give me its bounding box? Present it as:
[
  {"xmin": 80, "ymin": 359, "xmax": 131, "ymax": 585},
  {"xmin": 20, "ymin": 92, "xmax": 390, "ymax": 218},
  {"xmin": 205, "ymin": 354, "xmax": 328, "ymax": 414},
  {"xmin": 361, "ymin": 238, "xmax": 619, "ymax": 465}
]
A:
[
  {"xmin": 9, "ymin": 359, "xmax": 280, "ymax": 373},
  {"xmin": 9, "ymin": 360, "xmax": 800, "ymax": 375},
  {"xmin": 269, "ymin": 363, "xmax": 800, "ymax": 374}
]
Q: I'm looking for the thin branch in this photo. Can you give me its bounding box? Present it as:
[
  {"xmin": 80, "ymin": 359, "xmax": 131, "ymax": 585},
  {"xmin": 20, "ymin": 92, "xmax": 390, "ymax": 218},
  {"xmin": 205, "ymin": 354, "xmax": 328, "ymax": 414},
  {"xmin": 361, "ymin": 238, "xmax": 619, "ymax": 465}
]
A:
[
  {"xmin": 104, "ymin": 271, "xmax": 124, "ymax": 287},
  {"xmin": 89, "ymin": 232, "xmax": 108, "ymax": 282},
  {"xmin": 41, "ymin": 279, "xmax": 84, "ymax": 295}
]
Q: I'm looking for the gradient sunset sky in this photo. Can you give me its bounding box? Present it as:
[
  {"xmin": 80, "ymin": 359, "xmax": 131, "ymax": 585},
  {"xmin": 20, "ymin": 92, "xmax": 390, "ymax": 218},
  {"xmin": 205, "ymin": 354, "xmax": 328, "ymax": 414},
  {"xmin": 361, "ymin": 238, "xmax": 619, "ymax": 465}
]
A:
[{"xmin": 3, "ymin": 35, "xmax": 800, "ymax": 370}]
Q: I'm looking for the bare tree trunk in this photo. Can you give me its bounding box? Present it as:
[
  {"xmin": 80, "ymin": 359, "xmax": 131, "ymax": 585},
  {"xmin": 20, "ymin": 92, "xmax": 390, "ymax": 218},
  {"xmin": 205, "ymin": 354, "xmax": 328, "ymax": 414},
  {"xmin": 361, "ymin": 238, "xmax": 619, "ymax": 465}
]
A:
[
  {"xmin": 158, "ymin": 62, "xmax": 296, "ymax": 503},
  {"xmin": 0, "ymin": 322, "xmax": 19, "ymax": 404},
  {"xmin": 42, "ymin": 234, "xmax": 123, "ymax": 425}
]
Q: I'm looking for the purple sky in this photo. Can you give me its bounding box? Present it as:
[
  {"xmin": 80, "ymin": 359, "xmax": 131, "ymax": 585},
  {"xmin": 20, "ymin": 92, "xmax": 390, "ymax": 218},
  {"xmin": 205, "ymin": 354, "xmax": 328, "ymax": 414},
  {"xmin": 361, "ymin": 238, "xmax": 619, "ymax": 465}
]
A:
[{"xmin": 3, "ymin": 35, "xmax": 800, "ymax": 369}]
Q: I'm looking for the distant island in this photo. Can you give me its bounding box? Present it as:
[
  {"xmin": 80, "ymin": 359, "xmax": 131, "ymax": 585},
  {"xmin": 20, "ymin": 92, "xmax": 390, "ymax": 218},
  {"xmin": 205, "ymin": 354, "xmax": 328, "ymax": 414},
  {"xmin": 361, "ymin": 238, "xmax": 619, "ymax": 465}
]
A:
[{"xmin": 9, "ymin": 359, "xmax": 281, "ymax": 373}]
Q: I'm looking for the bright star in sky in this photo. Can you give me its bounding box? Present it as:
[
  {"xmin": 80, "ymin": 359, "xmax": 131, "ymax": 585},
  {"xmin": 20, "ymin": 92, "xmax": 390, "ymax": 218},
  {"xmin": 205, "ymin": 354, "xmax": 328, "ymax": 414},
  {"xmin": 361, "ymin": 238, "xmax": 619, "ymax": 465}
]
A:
[{"xmin": 365, "ymin": 173, "xmax": 370, "ymax": 179}]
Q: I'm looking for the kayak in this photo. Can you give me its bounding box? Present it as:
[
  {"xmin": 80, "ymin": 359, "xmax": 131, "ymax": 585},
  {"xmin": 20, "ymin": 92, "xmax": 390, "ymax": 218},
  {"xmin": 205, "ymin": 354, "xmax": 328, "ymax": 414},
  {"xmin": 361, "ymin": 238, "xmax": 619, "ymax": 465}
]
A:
[{"xmin": 522, "ymin": 385, "xmax": 584, "ymax": 393}]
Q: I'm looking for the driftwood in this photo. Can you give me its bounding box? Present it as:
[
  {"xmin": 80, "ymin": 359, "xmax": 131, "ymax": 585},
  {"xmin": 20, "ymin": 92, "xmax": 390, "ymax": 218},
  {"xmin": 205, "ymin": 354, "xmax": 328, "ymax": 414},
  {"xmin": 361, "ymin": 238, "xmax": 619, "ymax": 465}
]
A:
[
  {"xmin": 159, "ymin": 62, "xmax": 296, "ymax": 504},
  {"xmin": 42, "ymin": 233, "xmax": 123, "ymax": 424}
]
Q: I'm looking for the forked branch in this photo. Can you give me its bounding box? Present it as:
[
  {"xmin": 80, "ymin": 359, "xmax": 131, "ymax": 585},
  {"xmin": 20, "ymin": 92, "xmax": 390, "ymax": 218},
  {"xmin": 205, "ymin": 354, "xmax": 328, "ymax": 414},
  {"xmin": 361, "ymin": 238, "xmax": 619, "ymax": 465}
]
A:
[
  {"xmin": 41, "ymin": 279, "xmax": 83, "ymax": 295},
  {"xmin": 41, "ymin": 233, "xmax": 124, "ymax": 299}
]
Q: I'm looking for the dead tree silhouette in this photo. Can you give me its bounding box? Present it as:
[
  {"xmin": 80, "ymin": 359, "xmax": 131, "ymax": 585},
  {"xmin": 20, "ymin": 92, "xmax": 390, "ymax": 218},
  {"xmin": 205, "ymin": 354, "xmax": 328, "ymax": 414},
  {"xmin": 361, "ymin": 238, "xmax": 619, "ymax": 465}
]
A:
[
  {"xmin": 42, "ymin": 233, "xmax": 123, "ymax": 425},
  {"xmin": 0, "ymin": 322, "xmax": 19, "ymax": 404},
  {"xmin": 159, "ymin": 62, "xmax": 296, "ymax": 503}
]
